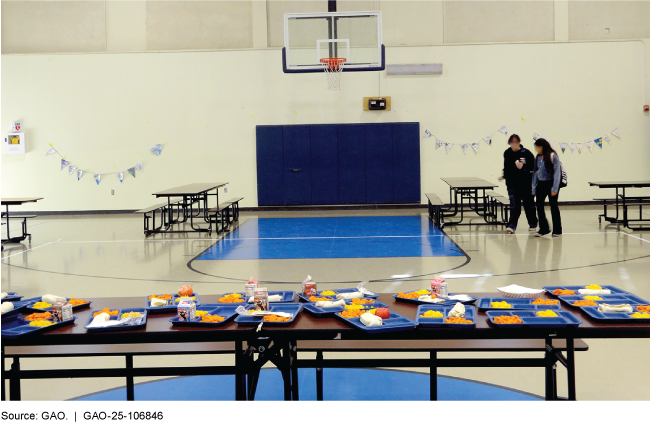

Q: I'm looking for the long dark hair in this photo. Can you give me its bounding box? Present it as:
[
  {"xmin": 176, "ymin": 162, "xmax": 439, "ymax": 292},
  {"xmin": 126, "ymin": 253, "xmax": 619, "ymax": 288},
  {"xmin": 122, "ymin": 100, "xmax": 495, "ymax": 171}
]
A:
[
  {"xmin": 535, "ymin": 138, "xmax": 557, "ymax": 175},
  {"xmin": 534, "ymin": 138, "xmax": 557, "ymax": 174}
]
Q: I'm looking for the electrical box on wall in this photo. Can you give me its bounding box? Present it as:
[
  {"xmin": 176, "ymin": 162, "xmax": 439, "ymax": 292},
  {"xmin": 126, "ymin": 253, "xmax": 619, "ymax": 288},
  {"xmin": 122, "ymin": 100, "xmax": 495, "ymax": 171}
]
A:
[
  {"xmin": 3, "ymin": 133, "xmax": 25, "ymax": 154},
  {"xmin": 364, "ymin": 97, "xmax": 391, "ymax": 111}
]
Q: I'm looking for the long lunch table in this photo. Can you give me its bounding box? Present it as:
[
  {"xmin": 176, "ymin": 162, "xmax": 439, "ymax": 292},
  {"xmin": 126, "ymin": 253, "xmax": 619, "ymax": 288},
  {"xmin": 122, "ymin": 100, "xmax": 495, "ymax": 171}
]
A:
[
  {"xmin": 3, "ymin": 292, "xmax": 649, "ymax": 402},
  {"xmin": 1, "ymin": 197, "xmax": 43, "ymax": 251},
  {"xmin": 589, "ymin": 180, "xmax": 650, "ymax": 231},
  {"xmin": 151, "ymin": 183, "xmax": 228, "ymax": 234},
  {"xmin": 440, "ymin": 177, "xmax": 502, "ymax": 226}
]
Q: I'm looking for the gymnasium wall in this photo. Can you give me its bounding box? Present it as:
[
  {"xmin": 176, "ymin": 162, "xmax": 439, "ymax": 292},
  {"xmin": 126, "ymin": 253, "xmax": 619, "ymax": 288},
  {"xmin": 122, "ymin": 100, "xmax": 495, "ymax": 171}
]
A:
[{"xmin": 1, "ymin": 1, "xmax": 649, "ymax": 212}]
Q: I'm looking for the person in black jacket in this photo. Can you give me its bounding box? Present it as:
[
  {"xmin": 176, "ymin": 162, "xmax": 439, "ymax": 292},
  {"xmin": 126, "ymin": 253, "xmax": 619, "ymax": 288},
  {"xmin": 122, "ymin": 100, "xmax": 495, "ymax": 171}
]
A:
[{"xmin": 498, "ymin": 134, "xmax": 537, "ymax": 234}]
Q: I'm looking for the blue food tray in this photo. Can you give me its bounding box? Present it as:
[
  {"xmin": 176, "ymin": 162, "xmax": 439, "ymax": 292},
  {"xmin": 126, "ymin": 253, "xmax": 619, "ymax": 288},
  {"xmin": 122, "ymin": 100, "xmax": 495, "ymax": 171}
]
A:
[
  {"xmin": 2, "ymin": 292, "xmax": 24, "ymax": 302},
  {"xmin": 335, "ymin": 310, "xmax": 416, "ymax": 334},
  {"xmin": 236, "ymin": 291, "xmax": 296, "ymax": 303},
  {"xmin": 317, "ymin": 288, "xmax": 380, "ymax": 299},
  {"xmin": 543, "ymin": 285, "xmax": 628, "ymax": 296},
  {"xmin": 27, "ymin": 298, "xmax": 93, "ymax": 312},
  {"xmin": 486, "ymin": 311, "xmax": 582, "ymax": 329},
  {"xmin": 394, "ymin": 292, "xmax": 477, "ymax": 306},
  {"xmin": 145, "ymin": 293, "xmax": 201, "ymax": 313},
  {"xmin": 1, "ymin": 316, "xmax": 78, "ymax": 339},
  {"xmin": 234, "ymin": 304, "xmax": 303, "ymax": 327},
  {"xmin": 580, "ymin": 306, "xmax": 650, "ymax": 323},
  {"xmin": 170, "ymin": 306, "xmax": 238, "ymax": 327},
  {"xmin": 303, "ymin": 300, "xmax": 389, "ymax": 317},
  {"xmin": 416, "ymin": 305, "xmax": 476, "ymax": 328},
  {"xmin": 84, "ymin": 308, "xmax": 147, "ymax": 332},
  {"xmin": 1, "ymin": 297, "xmax": 38, "ymax": 321},
  {"xmin": 558, "ymin": 294, "xmax": 649, "ymax": 309},
  {"xmin": 477, "ymin": 297, "xmax": 562, "ymax": 311}
]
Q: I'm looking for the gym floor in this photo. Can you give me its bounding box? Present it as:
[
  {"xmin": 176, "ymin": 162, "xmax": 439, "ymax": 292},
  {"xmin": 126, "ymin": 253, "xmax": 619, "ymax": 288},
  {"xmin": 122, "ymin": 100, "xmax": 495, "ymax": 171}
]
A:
[{"xmin": 2, "ymin": 205, "xmax": 649, "ymax": 400}]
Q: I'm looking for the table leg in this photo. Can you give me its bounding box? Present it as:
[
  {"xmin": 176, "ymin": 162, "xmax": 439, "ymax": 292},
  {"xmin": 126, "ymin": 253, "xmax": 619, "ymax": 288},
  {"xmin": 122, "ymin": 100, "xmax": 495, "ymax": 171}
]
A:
[
  {"xmin": 126, "ymin": 354, "xmax": 135, "ymax": 401},
  {"xmin": 1, "ymin": 345, "xmax": 5, "ymax": 401},
  {"xmin": 235, "ymin": 340, "xmax": 247, "ymax": 401},
  {"xmin": 430, "ymin": 351, "xmax": 437, "ymax": 401},
  {"xmin": 9, "ymin": 356, "xmax": 21, "ymax": 401},
  {"xmin": 567, "ymin": 338, "xmax": 576, "ymax": 401},
  {"xmin": 544, "ymin": 338, "xmax": 556, "ymax": 401},
  {"xmin": 290, "ymin": 341, "xmax": 299, "ymax": 401},
  {"xmin": 316, "ymin": 351, "xmax": 324, "ymax": 401}
]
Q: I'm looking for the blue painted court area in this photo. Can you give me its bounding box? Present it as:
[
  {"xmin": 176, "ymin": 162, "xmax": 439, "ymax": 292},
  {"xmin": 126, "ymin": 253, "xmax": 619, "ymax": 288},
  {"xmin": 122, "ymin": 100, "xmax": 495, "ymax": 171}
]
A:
[
  {"xmin": 75, "ymin": 368, "xmax": 540, "ymax": 401},
  {"xmin": 197, "ymin": 216, "xmax": 464, "ymax": 260}
]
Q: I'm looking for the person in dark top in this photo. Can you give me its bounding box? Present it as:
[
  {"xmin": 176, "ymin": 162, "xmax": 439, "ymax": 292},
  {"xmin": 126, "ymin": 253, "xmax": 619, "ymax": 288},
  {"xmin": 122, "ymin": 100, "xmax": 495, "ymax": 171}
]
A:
[
  {"xmin": 498, "ymin": 134, "xmax": 537, "ymax": 234},
  {"xmin": 532, "ymin": 138, "xmax": 563, "ymax": 237}
]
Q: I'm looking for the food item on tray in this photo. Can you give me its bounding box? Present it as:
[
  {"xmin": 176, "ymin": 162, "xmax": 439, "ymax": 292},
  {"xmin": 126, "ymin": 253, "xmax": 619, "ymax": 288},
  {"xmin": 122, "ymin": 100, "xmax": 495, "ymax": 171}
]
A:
[
  {"xmin": 248, "ymin": 294, "xmax": 282, "ymax": 303},
  {"xmin": 1, "ymin": 301, "xmax": 14, "ymax": 313},
  {"xmin": 93, "ymin": 309, "xmax": 119, "ymax": 317},
  {"xmin": 598, "ymin": 304, "xmax": 633, "ymax": 313},
  {"xmin": 536, "ymin": 310, "xmax": 559, "ymax": 317},
  {"xmin": 573, "ymin": 300, "xmax": 598, "ymax": 306},
  {"xmin": 196, "ymin": 310, "xmax": 209, "ymax": 317},
  {"xmin": 375, "ymin": 308, "xmax": 390, "ymax": 319},
  {"xmin": 25, "ymin": 312, "xmax": 52, "ymax": 321},
  {"xmin": 398, "ymin": 290, "xmax": 431, "ymax": 299},
  {"xmin": 219, "ymin": 293, "xmax": 245, "ymax": 303},
  {"xmin": 308, "ymin": 296, "xmax": 332, "ymax": 302},
  {"xmin": 583, "ymin": 296, "xmax": 603, "ymax": 301},
  {"xmin": 491, "ymin": 301, "xmax": 512, "ymax": 309},
  {"xmin": 90, "ymin": 312, "xmax": 110, "ymax": 325},
  {"xmin": 68, "ymin": 298, "xmax": 89, "ymax": 306},
  {"xmin": 178, "ymin": 285, "xmax": 193, "ymax": 297},
  {"xmin": 448, "ymin": 302, "xmax": 466, "ymax": 318},
  {"xmin": 41, "ymin": 294, "xmax": 62, "ymax": 304},
  {"xmin": 494, "ymin": 315, "xmax": 523, "ymax": 324},
  {"xmin": 532, "ymin": 298, "xmax": 559, "ymax": 305},
  {"xmin": 420, "ymin": 310, "xmax": 444, "ymax": 318},
  {"xmin": 174, "ymin": 297, "xmax": 197, "ymax": 301},
  {"xmin": 264, "ymin": 314, "xmax": 291, "ymax": 322},
  {"xmin": 636, "ymin": 305, "xmax": 650, "ymax": 313},
  {"xmin": 315, "ymin": 300, "xmax": 346, "ymax": 308},
  {"xmin": 336, "ymin": 291, "xmax": 364, "ymax": 300},
  {"xmin": 585, "ymin": 284, "xmax": 603, "ymax": 290},
  {"xmin": 339, "ymin": 309, "xmax": 376, "ymax": 318},
  {"xmin": 320, "ymin": 290, "xmax": 336, "ymax": 296},
  {"xmin": 578, "ymin": 286, "xmax": 612, "ymax": 295},
  {"xmin": 445, "ymin": 317, "xmax": 473, "ymax": 324},
  {"xmin": 360, "ymin": 312, "xmax": 382, "ymax": 327},
  {"xmin": 552, "ymin": 289, "xmax": 575, "ymax": 296},
  {"xmin": 29, "ymin": 320, "xmax": 53, "ymax": 327},
  {"xmin": 1, "ymin": 292, "xmax": 8, "ymax": 299},
  {"xmin": 201, "ymin": 314, "xmax": 226, "ymax": 323},
  {"xmin": 150, "ymin": 298, "xmax": 168, "ymax": 307},
  {"xmin": 148, "ymin": 294, "xmax": 172, "ymax": 300},
  {"xmin": 630, "ymin": 312, "xmax": 650, "ymax": 319},
  {"xmin": 33, "ymin": 302, "xmax": 52, "ymax": 309},
  {"xmin": 121, "ymin": 312, "xmax": 143, "ymax": 319},
  {"xmin": 417, "ymin": 295, "xmax": 446, "ymax": 303},
  {"xmin": 350, "ymin": 298, "xmax": 374, "ymax": 304},
  {"xmin": 345, "ymin": 304, "xmax": 365, "ymax": 310}
]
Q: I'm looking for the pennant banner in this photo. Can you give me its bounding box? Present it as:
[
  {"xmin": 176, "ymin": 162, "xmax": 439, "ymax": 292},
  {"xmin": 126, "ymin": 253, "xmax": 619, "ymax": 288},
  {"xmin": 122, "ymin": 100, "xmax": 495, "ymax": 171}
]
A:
[
  {"xmin": 117, "ymin": 172, "xmax": 124, "ymax": 183},
  {"xmin": 483, "ymin": 135, "xmax": 492, "ymax": 146},
  {"xmin": 77, "ymin": 169, "xmax": 83, "ymax": 180},
  {"xmin": 445, "ymin": 142, "xmax": 453, "ymax": 154},
  {"xmin": 461, "ymin": 143, "xmax": 469, "ymax": 155},
  {"xmin": 560, "ymin": 143, "xmax": 567, "ymax": 153},
  {"xmin": 68, "ymin": 166, "xmax": 76, "ymax": 176},
  {"xmin": 135, "ymin": 162, "xmax": 144, "ymax": 172},
  {"xmin": 46, "ymin": 147, "xmax": 56, "ymax": 156},
  {"xmin": 471, "ymin": 141, "xmax": 479, "ymax": 153},
  {"xmin": 423, "ymin": 130, "xmax": 433, "ymax": 139},
  {"xmin": 611, "ymin": 128, "xmax": 620, "ymax": 138},
  {"xmin": 551, "ymin": 141, "xmax": 559, "ymax": 150},
  {"xmin": 151, "ymin": 144, "xmax": 163, "ymax": 156},
  {"xmin": 569, "ymin": 143, "xmax": 576, "ymax": 154},
  {"xmin": 94, "ymin": 174, "xmax": 101, "ymax": 185},
  {"xmin": 61, "ymin": 159, "xmax": 69, "ymax": 170},
  {"xmin": 594, "ymin": 137, "xmax": 603, "ymax": 149},
  {"xmin": 533, "ymin": 133, "xmax": 540, "ymax": 141},
  {"xmin": 498, "ymin": 125, "xmax": 508, "ymax": 135},
  {"xmin": 435, "ymin": 138, "xmax": 444, "ymax": 150},
  {"xmin": 128, "ymin": 167, "xmax": 136, "ymax": 177},
  {"xmin": 576, "ymin": 142, "xmax": 583, "ymax": 153},
  {"xmin": 603, "ymin": 135, "xmax": 611, "ymax": 144},
  {"xmin": 586, "ymin": 140, "xmax": 594, "ymax": 152}
]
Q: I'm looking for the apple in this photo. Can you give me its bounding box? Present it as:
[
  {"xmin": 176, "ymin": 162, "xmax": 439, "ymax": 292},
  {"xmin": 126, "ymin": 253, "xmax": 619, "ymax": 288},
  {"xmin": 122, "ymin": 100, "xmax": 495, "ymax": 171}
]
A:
[
  {"xmin": 178, "ymin": 285, "xmax": 193, "ymax": 297},
  {"xmin": 375, "ymin": 308, "xmax": 390, "ymax": 320}
]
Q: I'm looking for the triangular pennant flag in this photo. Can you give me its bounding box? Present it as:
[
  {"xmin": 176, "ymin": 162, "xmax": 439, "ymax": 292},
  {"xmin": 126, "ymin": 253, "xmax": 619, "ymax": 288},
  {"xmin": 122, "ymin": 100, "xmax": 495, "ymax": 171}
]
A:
[
  {"xmin": 569, "ymin": 143, "xmax": 576, "ymax": 153},
  {"xmin": 77, "ymin": 169, "xmax": 83, "ymax": 180},
  {"xmin": 61, "ymin": 159, "xmax": 69, "ymax": 170},
  {"xmin": 128, "ymin": 167, "xmax": 136, "ymax": 177},
  {"xmin": 435, "ymin": 138, "xmax": 444, "ymax": 150},
  {"xmin": 533, "ymin": 133, "xmax": 541, "ymax": 141},
  {"xmin": 560, "ymin": 143, "xmax": 567, "ymax": 153},
  {"xmin": 94, "ymin": 174, "xmax": 101, "ymax": 185},
  {"xmin": 603, "ymin": 135, "xmax": 611, "ymax": 144},
  {"xmin": 423, "ymin": 129, "xmax": 433, "ymax": 138},
  {"xmin": 445, "ymin": 142, "xmax": 453, "ymax": 154},
  {"xmin": 594, "ymin": 137, "xmax": 603, "ymax": 149},
  {"xmin": 461, "ymin": 143, "xmax": 469, "ymax": 155},
  {"xmin": 151, "ymin": 144, "xmax": 163, "ymax": 156},
  {"xmin": 46, "ymin": 147, "xmax": 56, "ymax": 156},
  {"xmin": 611, "ymin": 128, "xmax": 620, "ymax": 138},
  {"xmin": 498, "ymin": 125, "xmax": 508, "ymax": 135},
  {"xmin": 483, "ymin": 135, "xmax": 492, "ymax": 146},
  {"xmin": 117, "ymin": 172, "xmax": 124, "ymax": 183},
  {"xmin": 576, "ymin": 142, "xmax": 583, "ymax": 153},
  {"xmin": 551, "ymin": 142, "xmax": 559, "ymax": 150},
  {"xmin": 471, "ymin": 141, "xmax": 479, "ymax": 153},
  {"xmin": 586, "ymin": 140, "xmax": 594, "ymax": 152},
  {"xmin": 135, "ymin": 162, "xmax": 143, "ymax": 172},
  {"xmin": 68, "ymin": 165, "xmax": 76, "ymax": 176}
]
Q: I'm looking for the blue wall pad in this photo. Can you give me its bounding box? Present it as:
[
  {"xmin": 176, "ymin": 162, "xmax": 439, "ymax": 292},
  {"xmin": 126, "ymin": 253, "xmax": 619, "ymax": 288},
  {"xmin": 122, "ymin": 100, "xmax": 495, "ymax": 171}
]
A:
[
  {"xmin": 197, "ymin": 216, "xmax": 463, "ymax": 260},
  {"xmin": 75, "ymin": 368, "xmax": 540, "ymax": 401}
]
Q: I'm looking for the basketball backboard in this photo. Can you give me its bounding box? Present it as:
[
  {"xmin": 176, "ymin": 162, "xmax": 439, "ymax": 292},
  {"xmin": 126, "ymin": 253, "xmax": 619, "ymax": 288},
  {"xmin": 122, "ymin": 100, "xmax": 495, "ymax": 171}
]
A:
[{"xmin": 282, "ymin": 11, "xmax": 384, "ymax": 73}]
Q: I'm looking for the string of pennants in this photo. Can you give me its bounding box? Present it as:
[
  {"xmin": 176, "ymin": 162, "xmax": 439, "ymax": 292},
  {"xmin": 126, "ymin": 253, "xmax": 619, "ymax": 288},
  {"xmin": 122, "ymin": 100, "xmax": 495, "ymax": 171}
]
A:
[
  {"xmin": 45, "ymin": 143, "xmax": 164, "ymax": 185},
  {"xmin": 423, "ymin": 126, "xmax": 621, "ymax": 155}
]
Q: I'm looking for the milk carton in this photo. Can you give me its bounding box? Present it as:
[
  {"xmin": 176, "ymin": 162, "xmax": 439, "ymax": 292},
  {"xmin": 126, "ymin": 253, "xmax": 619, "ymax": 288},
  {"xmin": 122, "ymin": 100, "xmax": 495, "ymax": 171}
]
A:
[
  {"xmin": 254, "ymin": 288, "xmax": 269, "ymax": 311},
  {"xmin": 52, "ymin": 297, "xmax": 72, "ymax": 323},
  {"xmin": 177, "ymin": 299, "xmax": 196, "ymax": 322}
]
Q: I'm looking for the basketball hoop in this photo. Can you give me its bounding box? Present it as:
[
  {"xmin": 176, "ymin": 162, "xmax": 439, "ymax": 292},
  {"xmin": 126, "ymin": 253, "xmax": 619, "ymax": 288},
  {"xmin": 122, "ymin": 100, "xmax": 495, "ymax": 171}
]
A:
[{"xmin": 320, "ymin": 58, "xmax": 346, "ymax": 91}]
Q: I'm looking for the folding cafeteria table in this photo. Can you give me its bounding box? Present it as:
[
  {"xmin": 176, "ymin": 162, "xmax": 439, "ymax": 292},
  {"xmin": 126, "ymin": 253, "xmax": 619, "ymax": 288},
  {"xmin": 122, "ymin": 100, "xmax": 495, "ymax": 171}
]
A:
[
  {"xmin": 1, "ymin": 197, "xmax": 43, "ymax": 251},
  {"xmin": 588, "ymin": 180, "xmax": 650, "ymax": 230},
  {"xmin": 440, "ymin": 178, "xmax": 501, "ymax": 226}
]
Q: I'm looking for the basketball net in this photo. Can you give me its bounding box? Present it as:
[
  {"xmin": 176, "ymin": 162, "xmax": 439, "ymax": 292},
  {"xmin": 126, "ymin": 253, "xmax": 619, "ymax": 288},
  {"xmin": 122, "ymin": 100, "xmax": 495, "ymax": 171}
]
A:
[{"xmin": 320, "ymin": 58, "xmax": 346, "ymax": 91}]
